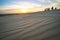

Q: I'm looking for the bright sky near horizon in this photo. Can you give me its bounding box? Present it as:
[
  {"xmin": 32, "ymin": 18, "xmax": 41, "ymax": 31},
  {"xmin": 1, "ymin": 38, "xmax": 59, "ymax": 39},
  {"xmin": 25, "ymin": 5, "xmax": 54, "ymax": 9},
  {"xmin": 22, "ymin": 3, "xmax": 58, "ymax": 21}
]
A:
[{"xmin": 0, "ymin": 0, "xmax": 60, "ymax": 13}]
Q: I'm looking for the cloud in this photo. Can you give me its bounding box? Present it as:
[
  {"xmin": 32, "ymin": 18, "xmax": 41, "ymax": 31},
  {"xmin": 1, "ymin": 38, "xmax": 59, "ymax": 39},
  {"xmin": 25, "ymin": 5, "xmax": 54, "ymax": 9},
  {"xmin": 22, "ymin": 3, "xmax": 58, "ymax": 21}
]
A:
[
  {"xmin": 37, "ymin": 0, "xmax": 60, "ymax": 9},
  {"xmin": 1, "ymin": 2, "xmax": 44, "ymax": 9},
  {"xmin": 46, "ymin": 3, "xmax": 60, "ymax": 9},
  {"xmin": 56, "ymin": 0, "xmax": 60, "ymax": 2},
  {"xmin": 1, "ymin": 2, "xmax": 46, "ymax": 13},
  {"xmin": 1, "ymin": 0, "xmax": 60, "ymax": 14},
  {"xmin": 37, "ymin": 0, "xmax": 52, "ymax": 3}
]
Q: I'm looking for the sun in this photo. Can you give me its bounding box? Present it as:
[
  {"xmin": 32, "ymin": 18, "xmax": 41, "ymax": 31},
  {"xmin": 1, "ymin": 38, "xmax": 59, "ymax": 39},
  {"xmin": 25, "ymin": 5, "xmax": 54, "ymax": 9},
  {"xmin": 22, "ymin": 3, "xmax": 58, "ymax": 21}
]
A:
[
  {"xmin": 21, "ymin": 8, "xmax": 27, "ymax": 13},
  {"xmin": 18, "ymin": 8, "xmax": 30, "ymax": 14}
]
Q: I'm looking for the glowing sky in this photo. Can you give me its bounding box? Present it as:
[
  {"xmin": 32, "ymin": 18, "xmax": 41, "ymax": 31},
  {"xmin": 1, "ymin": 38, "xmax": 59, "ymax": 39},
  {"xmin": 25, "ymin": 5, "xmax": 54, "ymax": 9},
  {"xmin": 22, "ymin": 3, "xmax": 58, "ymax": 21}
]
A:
[{"xmin": 0, "ymin": 0, "xmax": 60, "ymax": 13}]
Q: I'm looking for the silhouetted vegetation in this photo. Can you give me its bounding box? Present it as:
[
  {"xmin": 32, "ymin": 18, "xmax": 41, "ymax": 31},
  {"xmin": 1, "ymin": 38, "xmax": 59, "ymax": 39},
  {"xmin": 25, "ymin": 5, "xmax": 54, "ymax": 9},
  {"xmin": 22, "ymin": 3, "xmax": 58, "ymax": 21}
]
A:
[
  {"xmin": 55, "ymin": 7, "xmax": 57, "ymax": 10},
  {"xmin": 51, "ymin": 6, "xmax": 54, "ymax": 10},
  {"xmin": 44, "ymin": 8, "xmax": 50, "ymax": 11},
  {"xmin": 44, "ymin": 6, "xmax": 57, "ymax": 11}
]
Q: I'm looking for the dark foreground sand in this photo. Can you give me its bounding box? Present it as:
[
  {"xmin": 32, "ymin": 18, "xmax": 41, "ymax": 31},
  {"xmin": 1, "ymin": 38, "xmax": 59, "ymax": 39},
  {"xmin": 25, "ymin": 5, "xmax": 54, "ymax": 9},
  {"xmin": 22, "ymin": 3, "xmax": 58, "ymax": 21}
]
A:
[{"xmin": 0, "ymin": 10, "xmax": 60, "ymax": 40}]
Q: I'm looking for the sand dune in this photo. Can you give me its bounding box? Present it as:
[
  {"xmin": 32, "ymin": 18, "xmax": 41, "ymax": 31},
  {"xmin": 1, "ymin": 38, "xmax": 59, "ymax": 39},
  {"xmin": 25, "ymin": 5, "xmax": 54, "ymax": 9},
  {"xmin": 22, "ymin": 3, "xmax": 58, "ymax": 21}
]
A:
[{"xmin": 0, "ymin": 10, "xmax": 60, "ymax": 40}]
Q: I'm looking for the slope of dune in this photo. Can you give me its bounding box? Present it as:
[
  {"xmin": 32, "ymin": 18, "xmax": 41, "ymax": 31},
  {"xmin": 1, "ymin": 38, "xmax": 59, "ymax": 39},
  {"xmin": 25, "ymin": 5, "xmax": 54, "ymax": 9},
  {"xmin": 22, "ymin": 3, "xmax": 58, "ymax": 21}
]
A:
[{"xmin": 0, "ymin": 9, "xmax": 60, "ymax": 40}]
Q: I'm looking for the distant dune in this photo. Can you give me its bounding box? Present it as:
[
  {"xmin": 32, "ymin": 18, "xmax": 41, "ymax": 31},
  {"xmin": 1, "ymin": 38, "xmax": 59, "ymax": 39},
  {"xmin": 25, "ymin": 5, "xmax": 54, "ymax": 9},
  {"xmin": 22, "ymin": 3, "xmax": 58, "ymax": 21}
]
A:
[{"xmin": 0, "ymin": 9, "xmax": 60, "ymax": 16}]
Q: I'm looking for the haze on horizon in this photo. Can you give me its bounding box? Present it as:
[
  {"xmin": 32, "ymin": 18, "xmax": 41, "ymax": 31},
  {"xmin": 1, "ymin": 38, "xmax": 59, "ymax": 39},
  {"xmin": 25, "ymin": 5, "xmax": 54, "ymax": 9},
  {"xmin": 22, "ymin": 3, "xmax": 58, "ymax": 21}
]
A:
[{"xmin": 0, "ymin": 0, "xmax": 60, "ymax": 13}]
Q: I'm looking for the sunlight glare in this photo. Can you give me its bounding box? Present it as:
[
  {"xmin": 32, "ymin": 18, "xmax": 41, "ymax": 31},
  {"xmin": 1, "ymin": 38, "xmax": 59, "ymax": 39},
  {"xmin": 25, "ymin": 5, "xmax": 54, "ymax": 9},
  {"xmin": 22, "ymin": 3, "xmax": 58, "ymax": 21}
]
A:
[{"xmin": 21, "ymin": 8, "xmax": 27, "ymax": 13}]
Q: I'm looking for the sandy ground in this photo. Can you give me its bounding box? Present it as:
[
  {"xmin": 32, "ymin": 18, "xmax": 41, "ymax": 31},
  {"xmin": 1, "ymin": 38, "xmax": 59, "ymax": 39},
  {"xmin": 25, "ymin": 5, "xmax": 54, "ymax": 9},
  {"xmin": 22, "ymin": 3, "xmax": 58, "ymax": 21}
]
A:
[{"xmin": 0, "ymin": 10, "xmax": 60, "ymax": 40}]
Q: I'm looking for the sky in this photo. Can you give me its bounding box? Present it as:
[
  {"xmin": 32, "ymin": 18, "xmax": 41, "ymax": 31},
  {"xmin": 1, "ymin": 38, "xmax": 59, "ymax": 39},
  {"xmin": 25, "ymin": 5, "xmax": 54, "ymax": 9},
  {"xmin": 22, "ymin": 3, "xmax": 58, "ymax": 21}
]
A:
[{"xmin": 0, "ymin": 0, "xmax": 60, "ymax": 13}]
